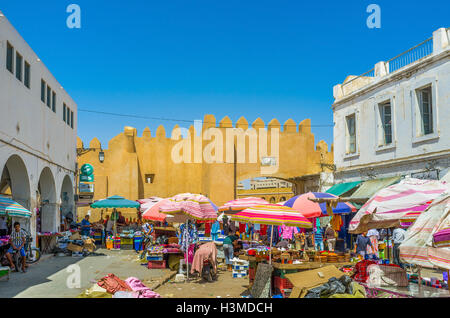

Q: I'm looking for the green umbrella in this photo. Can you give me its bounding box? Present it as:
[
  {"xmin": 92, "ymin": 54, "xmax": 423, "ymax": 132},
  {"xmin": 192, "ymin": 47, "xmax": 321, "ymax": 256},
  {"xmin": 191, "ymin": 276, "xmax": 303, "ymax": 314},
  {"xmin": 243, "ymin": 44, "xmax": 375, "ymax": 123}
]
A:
[
  {"xmin": 90, "ymin": 195, "xmax": 139, "ymax": 209},
  {"xmin": 90, "ymin": 196, "xmax": 140, "ymax": 246}
]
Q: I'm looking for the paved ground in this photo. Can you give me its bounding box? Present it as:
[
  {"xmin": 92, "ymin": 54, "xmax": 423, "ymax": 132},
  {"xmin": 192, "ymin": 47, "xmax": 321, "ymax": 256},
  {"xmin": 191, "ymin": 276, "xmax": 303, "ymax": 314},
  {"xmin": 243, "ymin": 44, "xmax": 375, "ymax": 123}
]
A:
[
  {"xmin": 156, "ymin": 268, "xmax": 249, "ymax": 298},
  {"xmin": 0, "ymin": 249, "xmax": 171, "ymax": 298}
]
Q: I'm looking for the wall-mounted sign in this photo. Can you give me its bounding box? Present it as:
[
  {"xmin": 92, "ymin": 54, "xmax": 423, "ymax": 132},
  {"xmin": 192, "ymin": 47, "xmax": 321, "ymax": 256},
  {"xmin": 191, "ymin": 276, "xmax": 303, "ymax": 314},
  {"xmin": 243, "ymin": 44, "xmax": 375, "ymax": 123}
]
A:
[
  {"xmin": 411, "ymin": 170, "xmax": 439, "ymax": 180},
  {"xmin": 79, "ymin": 163, "xmax": 94, "ymax": 182},
  {"xmin": 79, "ymin": 182, "xmax": 94, "ymax": 193}
]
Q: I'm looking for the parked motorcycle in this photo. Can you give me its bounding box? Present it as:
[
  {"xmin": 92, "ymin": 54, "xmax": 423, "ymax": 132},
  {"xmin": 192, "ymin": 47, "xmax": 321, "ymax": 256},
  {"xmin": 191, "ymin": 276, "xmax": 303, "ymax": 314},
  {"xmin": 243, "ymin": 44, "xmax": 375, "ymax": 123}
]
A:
[{"xmin": 202, "ymin": 259, "xmax": 218, "ymax": 282}]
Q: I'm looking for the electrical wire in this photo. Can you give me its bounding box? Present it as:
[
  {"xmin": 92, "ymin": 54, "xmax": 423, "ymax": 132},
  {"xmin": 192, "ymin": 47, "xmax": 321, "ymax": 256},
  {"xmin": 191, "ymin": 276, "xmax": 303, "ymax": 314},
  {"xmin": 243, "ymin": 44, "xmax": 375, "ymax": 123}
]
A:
[{"xmin": 78, "ymin": 109, "xmax": 334, "ymax": 127}]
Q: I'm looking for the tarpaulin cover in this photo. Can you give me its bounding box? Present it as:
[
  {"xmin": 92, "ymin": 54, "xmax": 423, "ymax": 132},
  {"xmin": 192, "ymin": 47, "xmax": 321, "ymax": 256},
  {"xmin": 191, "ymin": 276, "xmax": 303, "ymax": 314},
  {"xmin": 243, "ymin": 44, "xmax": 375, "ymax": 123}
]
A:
[
  {"xmin": 349, "ymin": 176, "xmax": 402, "ymax": 209},
  {"xmin": 326, "ymin": 181, "xmax": 362, "ymax": 196},
  {"xmin": 349, "ymin": 178, "xmax": 449, "ymax": 233},
  {"xmin": 400, "ymin": 193, "xmax": 450, "ymax": 270}
]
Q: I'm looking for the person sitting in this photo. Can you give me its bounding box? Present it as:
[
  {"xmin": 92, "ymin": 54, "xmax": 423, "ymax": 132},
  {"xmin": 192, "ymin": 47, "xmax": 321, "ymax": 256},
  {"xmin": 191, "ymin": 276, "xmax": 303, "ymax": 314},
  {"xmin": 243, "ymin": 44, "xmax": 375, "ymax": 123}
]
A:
[
  {"xmin": 80, "ymin": 215, "xmax": 92, "ymax": 237},
  {"xmin": 5, "ymin": 222, "xmax": 27, "ymax": 272}
]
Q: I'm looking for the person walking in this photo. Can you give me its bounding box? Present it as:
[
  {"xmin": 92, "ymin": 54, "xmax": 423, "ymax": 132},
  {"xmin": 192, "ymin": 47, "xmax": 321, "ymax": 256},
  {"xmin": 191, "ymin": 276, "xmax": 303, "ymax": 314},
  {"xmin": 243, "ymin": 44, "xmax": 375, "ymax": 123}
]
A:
[
  {"xmin": 354, "ymin": 231, "xmax": 373, "ymax": 260},
  {"xmin": 366, "ymin": 229, "xmax": 380, "ymax": 259},
  {"xmin": 223, "ymin": 231, "xmax": 239, "ymax": 271},
  {"xmin": 314, "ymin": 227, "xmax": 324, "ymax": 251},
  {"xmin": 325, "ymin": 224, "xmax": 336, "ymax": 251},
  {"xmin": 393, "ymin": 227, "xmax": 406, "ymax": 268}
]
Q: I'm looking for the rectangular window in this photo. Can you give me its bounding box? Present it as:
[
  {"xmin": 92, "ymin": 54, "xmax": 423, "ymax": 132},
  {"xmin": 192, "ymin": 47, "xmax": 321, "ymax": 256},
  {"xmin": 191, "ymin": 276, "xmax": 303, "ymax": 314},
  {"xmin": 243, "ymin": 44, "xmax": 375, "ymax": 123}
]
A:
[
  {"xmin": 52, "ymin": 91, "xmax": 56, "ymax": 112},
  {"xmin": 6, "ymin": 42, "xmax": 13, "ymax": 73},
  {"xmin": 15, "ymin": 52, "xmax": 23, "ymax": 81},
  {"xmin": 66, "ymin": 107, "xmax": 71, "ymax": 126},
  {"xmin": 346, "ymin": 114, "xmax": 356, "ymax": 154},
  {"xmin": 379, "ymin": 101, "xmax": 392, "ymax": 145},
  {"xmin": 46, "ymin": 85, "xmax": 51, "ymax": 107},
  {"xmin": 24, "ymin": 61, "xmax": 30, "ymax": 88},
  {"xmin": 145, "ymin": 174, "xmax": 155, "ymax": 184},
  {"xmin": 70, "ymin": 111, "xmax": 74, "ymax": 129},
  {"xmin": 63, "ymin": 103, "xmax": 67, "ymax": 122},
  {"xmin": 41, "ymin": 80, "xmax": 46, "ymax": 103},
  {"xmin": 417, "ymin": 86, "xmax": 433, "ymax": 135}
]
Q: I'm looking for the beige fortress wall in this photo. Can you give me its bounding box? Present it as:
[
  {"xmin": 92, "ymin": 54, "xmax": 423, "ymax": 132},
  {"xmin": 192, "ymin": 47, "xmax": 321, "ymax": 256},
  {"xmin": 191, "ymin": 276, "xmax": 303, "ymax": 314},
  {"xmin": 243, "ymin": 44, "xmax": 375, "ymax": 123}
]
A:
[{"xmin": 77, "ymin": 114, "xmax": 333, "ymax": 221}]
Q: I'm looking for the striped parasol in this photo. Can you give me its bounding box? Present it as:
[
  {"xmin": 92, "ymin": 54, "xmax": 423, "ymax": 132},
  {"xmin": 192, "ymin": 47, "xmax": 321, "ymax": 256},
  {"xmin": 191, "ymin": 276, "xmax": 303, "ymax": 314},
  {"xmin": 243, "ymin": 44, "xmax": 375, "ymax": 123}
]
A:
[
  {"xmin": 159, "ymin": 193, "xmax": 218, "ymax": 222},
  {"xmin": 138, "ymin": 197, "xmax": 173, "ymax": 222},
  {"xmin": 349, "ymin": 178, "xmax": 449, "ymax": 233},
  {"xmin": 231, "ymin": 204, "xmax": 312, "ymax": 228},
  {"xmin": 0, "ymin": 195, "xmax": 32, "ymax": 218},
  {"xmin": 218, "ymin": 197, "xmax": 269, "ymax": 213},
  {"xmin": 284, "ymin": 192, "xmax": 356, "ymax": 218}
]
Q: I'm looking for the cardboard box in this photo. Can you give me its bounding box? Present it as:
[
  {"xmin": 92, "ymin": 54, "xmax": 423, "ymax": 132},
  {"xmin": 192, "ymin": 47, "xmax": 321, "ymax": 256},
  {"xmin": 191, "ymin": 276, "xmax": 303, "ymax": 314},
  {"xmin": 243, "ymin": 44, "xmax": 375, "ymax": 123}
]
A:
[
  {"xmin": 70, "ymin": 232, "xmax": 81, "ymax": 240},
  {"xmin": 67, "ymin": 243, "xmax": 83, "ymax": 253},
  {"xmin": 285, "ymin": 265, "xmax": 346, "ymax": 298}
]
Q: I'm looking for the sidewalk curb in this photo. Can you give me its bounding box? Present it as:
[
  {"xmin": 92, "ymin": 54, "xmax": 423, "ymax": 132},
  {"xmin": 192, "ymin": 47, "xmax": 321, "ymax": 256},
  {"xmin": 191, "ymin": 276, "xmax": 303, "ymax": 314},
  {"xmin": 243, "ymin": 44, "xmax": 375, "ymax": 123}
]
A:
[{"xmin": 151, "ymin": 271, "xmax": 177, "ymax": 290}]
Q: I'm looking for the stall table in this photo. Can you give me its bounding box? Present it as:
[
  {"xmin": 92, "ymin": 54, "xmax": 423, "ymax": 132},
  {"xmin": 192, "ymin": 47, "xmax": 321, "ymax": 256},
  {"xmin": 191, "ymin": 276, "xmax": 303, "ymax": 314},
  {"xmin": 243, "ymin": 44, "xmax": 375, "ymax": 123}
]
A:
[{"xmin": 37, "ymin": 233, "xmax": 61, "ymax": 254}]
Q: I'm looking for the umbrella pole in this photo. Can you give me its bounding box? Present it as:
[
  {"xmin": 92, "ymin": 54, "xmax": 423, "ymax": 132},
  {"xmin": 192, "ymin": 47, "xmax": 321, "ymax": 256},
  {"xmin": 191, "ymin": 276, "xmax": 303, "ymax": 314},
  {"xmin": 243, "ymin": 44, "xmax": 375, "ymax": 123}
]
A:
[
  {"xmin": 185, "ymin": 219, "xmax": 189, "ymax": 283},
  {"xmin": 269, "ymin": 225, "xmax": 274, "ymax": 265}
]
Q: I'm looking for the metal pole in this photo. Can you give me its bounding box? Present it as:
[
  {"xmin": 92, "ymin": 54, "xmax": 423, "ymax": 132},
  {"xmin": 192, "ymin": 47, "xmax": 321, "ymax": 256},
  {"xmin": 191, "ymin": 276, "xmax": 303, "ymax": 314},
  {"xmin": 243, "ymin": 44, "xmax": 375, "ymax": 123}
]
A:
[
  {"xmin": 269, "ymin": 225, "xmax": 274, "ymax": 265},
  {"xmin": 233, "ymin": 145, "xmax": 237, "ymax": 200}
]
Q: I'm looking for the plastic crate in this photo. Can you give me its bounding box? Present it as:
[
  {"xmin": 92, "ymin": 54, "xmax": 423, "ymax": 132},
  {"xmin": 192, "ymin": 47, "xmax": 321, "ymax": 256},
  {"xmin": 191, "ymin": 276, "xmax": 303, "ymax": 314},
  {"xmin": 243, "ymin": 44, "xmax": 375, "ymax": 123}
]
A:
[
  {"xmin": 147, "ymin": 255, "xmax": 163, "ymax": 261},
  {"xmin": 148, "ymin": 260, "xmax": 166, "ymax": 269},
  {"xmin": 232, "ymin": 272, "xmax": 247, "ymax": 278},
  {"xmin": 121, "ymin": 244, "xmax": 133, "ymax": 250},
  {"xmin": 232, "ymin": 264, "xmax": 249, "ymax": 271},
  {"xmin": 273, "ymin": 276, "xmax": 294, "ymax": 290}
]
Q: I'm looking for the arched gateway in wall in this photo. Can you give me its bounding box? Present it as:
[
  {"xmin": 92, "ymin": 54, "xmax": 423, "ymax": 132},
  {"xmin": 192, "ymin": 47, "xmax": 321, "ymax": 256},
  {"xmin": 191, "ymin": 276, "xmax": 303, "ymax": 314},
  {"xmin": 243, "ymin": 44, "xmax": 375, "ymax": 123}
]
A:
[{"xmin": 77, "ymin": 114, "xmax": 334, "ymax": 218}]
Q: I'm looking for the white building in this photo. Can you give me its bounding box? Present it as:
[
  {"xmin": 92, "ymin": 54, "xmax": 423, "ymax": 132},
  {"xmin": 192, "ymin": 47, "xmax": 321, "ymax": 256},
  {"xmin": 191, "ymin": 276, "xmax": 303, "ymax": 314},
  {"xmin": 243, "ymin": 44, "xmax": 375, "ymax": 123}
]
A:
[
  {"xmin": 332, "ymin": 27, "xmax": 450, "ymax": 184},
  {"xmin": 0, "ymin": 11, "xmax": 77, "ymax": 243},
  {"xmin": 250, "ymin": 177, "xmax": 292, "ymax": 190}
]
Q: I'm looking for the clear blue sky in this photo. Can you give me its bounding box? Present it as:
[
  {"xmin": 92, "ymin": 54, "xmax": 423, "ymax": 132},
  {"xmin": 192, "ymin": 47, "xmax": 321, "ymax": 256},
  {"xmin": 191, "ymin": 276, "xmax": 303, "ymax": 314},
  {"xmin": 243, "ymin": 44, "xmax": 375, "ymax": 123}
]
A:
[{"xmin": 2, "ymin": 0, "xmax": 449, "ymax": 148}]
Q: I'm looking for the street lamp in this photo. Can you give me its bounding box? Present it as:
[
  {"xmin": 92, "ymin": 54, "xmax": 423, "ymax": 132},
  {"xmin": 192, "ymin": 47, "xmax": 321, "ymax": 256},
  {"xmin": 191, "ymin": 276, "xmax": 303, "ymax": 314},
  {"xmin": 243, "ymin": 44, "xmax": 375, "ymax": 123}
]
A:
[{"xmin": 99, "ymin": 151, "xmax": 105, "ymax": 163}]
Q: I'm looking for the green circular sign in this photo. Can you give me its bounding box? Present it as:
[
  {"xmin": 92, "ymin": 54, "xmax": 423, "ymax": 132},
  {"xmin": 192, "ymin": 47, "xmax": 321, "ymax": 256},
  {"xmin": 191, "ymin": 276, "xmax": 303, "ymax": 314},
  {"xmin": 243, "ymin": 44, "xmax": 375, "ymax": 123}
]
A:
[{"xmin": 80, "ymin": 164, "xmax": 94, "ymax": 176}]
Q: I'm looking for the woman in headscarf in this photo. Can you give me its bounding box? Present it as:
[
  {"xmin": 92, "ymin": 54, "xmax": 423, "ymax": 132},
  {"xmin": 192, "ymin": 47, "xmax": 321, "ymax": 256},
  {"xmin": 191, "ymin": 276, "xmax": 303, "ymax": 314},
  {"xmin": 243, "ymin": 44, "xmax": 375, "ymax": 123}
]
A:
[{"xmin": 366, "ymin": 228, "xmax": 380, "ymax": 259}]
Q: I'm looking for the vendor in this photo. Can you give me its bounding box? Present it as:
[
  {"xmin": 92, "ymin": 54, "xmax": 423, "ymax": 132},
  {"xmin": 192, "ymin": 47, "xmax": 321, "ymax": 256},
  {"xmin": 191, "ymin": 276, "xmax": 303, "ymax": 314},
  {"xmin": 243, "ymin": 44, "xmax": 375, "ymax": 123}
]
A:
[
  {"xmin": 325, "ymin": 224, "xmax": 336, "ymax": 252},
  {"xmin": 105, "ymin": 215, "xmax": 114, "ymax": 236},
  {"xmin": 117, "ymin": 212, "xmax": 126, "ymax": 226},
  {"xmin": 5, "ymin": 222, "xmax": 27, "ymax": 272},
  {"xmin": 223, "ymin": 230, "xmax": 239, "ymax": 271},
  {"xmin": 354, "ymin": 231, "xmax": 372, "ymax": 259},
  {"xmin": 314, "ymin": 227, "xmax": 324, "ymax": 251},
  {"xmin": 80, "ymin": 215, "xmax": 92, "ymax": 237},
  {"xmin": 0, "ymin": 216, "xmax": 8, "ymax": 236}
]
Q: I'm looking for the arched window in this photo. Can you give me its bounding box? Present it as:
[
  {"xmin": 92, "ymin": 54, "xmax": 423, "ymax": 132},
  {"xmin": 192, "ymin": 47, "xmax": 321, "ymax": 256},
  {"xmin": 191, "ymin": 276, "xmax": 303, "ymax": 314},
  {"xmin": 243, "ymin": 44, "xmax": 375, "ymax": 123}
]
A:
[{"xmin": 270, "ymin": 197, "xmax": 276, "ymax": 203}]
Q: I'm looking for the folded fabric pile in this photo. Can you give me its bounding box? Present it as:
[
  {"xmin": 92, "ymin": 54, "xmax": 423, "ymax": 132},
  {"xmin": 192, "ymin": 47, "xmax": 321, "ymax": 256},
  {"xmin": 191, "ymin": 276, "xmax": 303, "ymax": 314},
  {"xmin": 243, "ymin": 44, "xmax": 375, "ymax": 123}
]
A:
[{"xmin": 95, "ymin": 273, "xmax": 161, "ymax": 298}]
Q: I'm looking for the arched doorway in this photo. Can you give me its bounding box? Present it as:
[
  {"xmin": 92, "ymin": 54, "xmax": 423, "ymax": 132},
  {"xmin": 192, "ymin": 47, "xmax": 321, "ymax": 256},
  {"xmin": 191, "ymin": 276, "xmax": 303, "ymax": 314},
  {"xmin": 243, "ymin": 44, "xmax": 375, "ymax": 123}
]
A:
[
  {"xmin": 60, "ymin": 175, "xmax": 74, "ymax": 231},
  {"xmin": 37, "ymin": 167, "xmax": 57, "ymax": 233},
  {"xmin": 0, "ymin": 155, "xmax": 31, "ymax": 232},
  {"xmin": 236, "ymin": 176, "xmax": 294, "ymax": 203}
]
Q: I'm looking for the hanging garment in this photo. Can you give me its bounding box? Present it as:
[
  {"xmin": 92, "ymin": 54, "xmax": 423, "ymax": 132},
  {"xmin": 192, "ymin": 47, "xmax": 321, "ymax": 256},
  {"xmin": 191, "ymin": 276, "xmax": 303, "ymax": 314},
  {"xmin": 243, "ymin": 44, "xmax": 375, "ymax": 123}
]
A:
[
  {"xmin": 280, "ymin": 224, "xmax": 299, "ymax": 240},
  {"xmin": 267, "ymin": 225, "xmax": 280, "ymax": 245},
  {"xmin": 204, "ymin": 222, "xmax": 211, "ymax": 236},
  {"xmin": 366, "ymin": 235, "xmax": 379, "ymax": 257},
  {"xmin": 223, "ymin": 218, "xmax": 230, "ymax": 236},
  {"xmin": 331, "ymin": 215, "xmax": 344, "ymax": 232},
  {"xmin": 239, "ymin": 222, "xmax": 246, "ymax": 234},
  {"xmin": 260, "ymin": 224, "xmax": 267, "ymax": 236},
  {"xmin": 254, "ymin": 224, "xmax": 260, "ymax": 231},
  {"xmin": 179, "ymin": 222, "xmax": 198, "ymax": 253}
]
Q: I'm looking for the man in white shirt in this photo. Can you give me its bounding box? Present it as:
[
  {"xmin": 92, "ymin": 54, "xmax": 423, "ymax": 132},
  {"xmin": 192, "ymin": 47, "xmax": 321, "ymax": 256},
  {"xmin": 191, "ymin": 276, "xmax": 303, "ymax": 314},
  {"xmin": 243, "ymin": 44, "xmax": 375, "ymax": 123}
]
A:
[{"xmin": 392, "ymin": 227, "xmax": 406, "ymax": 268}]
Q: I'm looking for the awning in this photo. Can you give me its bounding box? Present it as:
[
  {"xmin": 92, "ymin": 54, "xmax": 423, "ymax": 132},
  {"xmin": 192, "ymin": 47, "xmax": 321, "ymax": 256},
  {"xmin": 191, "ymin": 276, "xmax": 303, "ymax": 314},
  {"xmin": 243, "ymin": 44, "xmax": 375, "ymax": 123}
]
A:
[
  {"xmin": 326, "ymin": 181, "xmax": 362, "ymax": 196},
  {"xmin": 346, "ymin": 176, "xmax": 402, "ymax": 208},
  {"xmin": 0, "ymin": 195, "xmax": 32, "ymax": 218}
]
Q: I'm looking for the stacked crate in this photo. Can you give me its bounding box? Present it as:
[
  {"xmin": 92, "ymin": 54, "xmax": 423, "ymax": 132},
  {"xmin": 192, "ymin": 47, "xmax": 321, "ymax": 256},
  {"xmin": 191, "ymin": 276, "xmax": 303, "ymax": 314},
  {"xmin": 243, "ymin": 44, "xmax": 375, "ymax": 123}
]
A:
[{"xmin": 232, "ymin": 260, "xmax": 249, "ymax": 278}]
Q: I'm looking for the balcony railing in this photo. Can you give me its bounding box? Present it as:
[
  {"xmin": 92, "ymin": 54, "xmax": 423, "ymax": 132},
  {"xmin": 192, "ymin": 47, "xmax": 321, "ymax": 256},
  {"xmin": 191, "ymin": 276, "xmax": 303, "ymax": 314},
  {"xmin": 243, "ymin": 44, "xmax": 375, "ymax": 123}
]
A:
[{"xmin": 388, "ymin": 37, "xmax": 433, "ymax": 73}]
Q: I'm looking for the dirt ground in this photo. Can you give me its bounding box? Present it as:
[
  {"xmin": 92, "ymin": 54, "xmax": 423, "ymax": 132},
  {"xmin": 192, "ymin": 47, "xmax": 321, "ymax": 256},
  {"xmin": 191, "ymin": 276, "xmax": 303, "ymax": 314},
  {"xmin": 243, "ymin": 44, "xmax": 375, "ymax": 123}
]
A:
[{"xmin": 155, "ymin": 268, "xmax": 250, "ymax": 298}]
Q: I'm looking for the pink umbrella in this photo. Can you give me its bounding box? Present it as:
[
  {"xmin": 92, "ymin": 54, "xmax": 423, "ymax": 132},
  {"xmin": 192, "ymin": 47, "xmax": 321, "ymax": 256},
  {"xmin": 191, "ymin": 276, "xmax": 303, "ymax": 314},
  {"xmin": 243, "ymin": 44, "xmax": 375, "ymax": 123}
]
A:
[{"xmin": 159, "ymin": 193, "xmax": 218, "ymax": 222}]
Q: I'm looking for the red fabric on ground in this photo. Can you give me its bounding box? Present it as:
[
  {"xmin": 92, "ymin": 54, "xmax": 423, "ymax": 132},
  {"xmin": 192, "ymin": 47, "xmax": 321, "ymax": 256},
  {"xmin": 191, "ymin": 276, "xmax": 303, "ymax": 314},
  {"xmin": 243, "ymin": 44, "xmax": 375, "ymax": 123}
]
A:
[{"xmin": 97, "ymin": 274, "xmax": 132, "ymax": 294}]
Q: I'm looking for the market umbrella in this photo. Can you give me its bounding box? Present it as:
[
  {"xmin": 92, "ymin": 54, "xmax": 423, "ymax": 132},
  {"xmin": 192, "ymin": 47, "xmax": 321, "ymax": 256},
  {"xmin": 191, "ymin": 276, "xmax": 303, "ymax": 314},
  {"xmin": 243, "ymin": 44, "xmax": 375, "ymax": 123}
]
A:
[
  {"xmin": 159, "ymin": 193, "xmax": 218, "ymax": 281},
  {"xmin": 159, "ymin": 193, "xmax": 218, "ymax": 222},
  {"xmin": 349, "ymin": 178, "xmax": 449, "ymax": 234},
  {"xmin": 90, "ymin": 195, "xmax": 140, "ymax": 241},
  {"xmin": 0, "ymin": 195, "xmax": 32, "ymax": 218},
  {"xmin": 284, "ymin": 192, "xmax": 356, "ymax": 218},
  {"xmin": 218, "ymin": 197, "xmax": 269, "ymax": 214},
  {"xmin": 231, "ymin": 204, "xmax": 312, "ymax": 264},
  {"xmin": 138, "ymin": 197, "xmax": 173, "ymax": 222}
]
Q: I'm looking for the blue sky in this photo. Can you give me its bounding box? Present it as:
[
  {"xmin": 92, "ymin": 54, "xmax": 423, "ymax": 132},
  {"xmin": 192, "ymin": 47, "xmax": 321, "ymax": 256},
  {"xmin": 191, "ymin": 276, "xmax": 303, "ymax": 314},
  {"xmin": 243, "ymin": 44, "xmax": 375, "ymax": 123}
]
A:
[{"xmin": 2, "ymin": 0, "xmax": 449, "ymax": 149}]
